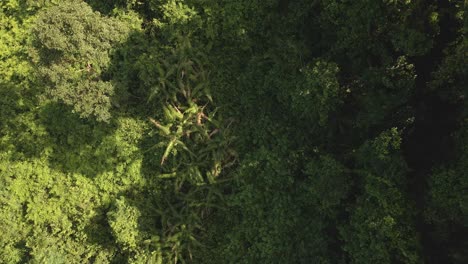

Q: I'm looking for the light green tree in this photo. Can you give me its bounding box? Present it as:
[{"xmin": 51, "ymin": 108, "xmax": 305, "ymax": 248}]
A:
[{"xmin": 31, "ymin": 0, "xmax": 130, "ymax": 122}]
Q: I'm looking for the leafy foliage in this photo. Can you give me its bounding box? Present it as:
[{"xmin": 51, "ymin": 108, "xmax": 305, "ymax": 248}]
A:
[
  {"xmin": 0, "ymin": 0, "xmax": 466, "ymax": 263},
  {"xmin": 340, "ymin": 129, "xmax": 421, "ymax": 264},
  {"xmin": 31, "ymin": 0, "xmax": 131, "ymax": 122}
]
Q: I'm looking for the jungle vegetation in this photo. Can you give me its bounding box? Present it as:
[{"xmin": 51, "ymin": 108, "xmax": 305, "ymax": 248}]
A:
[{"xmin": 0, "ymin": 0, "xmax": 466, "ymax": 263}]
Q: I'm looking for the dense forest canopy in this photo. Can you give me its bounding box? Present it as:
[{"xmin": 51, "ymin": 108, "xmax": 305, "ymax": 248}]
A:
[{"xmin": 0, "ymin": 0, "xmax": 466, "ymax": 263}]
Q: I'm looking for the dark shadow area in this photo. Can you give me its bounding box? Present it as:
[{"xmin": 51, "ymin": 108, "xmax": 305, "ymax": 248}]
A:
[
  {"xmin": 84, "ymin": 0, "xmax": 129, "ymax": 15},
  {"xmin": 106, "ymin": 28, "xmax": 168, "ymax": 179},
  {"xmin": 0, "ymin": 82, "xmax": 28, "ymax": 141},
  {"xmin": 37, "ymin": 102, "xmax": 119, "ymax": 178},
  {"xmin": 106, "ymin": 30, "xmax": 158, "ymax": 118},
  {"xmin": 82, "ymin": 205, "xmax": 121, "ymax": 260},
  {"xmin": 85, "ymin": 0, "xmax": 156, "ymax": 23},
  {"xmin": 0, "ymin": 79, "xmax": 53, "ymax": 161},
  {"xmin": 81, "ymin": 199, "xmax": 156, "ymax": 264},
  {"xmin": 82, "ymin": 187, "xmax": 166, "ymax": 263},
  {"xmin": 402, "ymin": 0, "xmax": 464, "ymax": 263}
]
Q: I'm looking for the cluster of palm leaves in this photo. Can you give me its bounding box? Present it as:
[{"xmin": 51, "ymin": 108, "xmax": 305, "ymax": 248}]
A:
[
  {"xmin": 148, "ymin": 37, "xmax": 236, "ymax": 262},
  {"xmin": 149, "ymin": 37, "xmax": 236, "ymax": 188}
]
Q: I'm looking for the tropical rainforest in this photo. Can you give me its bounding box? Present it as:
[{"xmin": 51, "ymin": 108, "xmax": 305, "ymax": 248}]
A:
[{"xmin": 0, "ymin": 0, "xmax": 466, "ymax": 263}]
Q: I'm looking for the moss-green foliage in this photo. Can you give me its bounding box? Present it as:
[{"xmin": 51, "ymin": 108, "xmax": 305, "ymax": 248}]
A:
[
  {"xmin": 340, "ymin": 129, "xmax": 420, "ymax": 264},
  {"xmin": 0, "ymin": 111, "xmax": 150, "ymax": 262},
  {"xmin": 291, "ymin": 60, "xmax": 342, "ymax": 126},
  {"xmin": 424, "ymin": 123, "xmax": 468, "ymax": 263},
  {"xmin": 429, "ymin": 35, "xmax": 467, "ymax": 103},
  {"xmin": 0, "ymin": 0, "xmax": 466, "ymax": 263},
  {"xmin": 31, "ymin": 0, "xmax": 131, "ymax": 122}
]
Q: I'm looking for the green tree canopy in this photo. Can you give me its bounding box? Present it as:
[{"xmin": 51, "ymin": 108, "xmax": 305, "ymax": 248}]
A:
[{"xmin": 31, "ymin": 0, "xmax": 130, "ymax": 122}]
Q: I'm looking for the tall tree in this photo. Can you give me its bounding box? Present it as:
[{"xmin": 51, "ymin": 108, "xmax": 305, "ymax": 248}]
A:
[{"xmin": 31, "ymin": 0, "xmax": 130, "ymax": 122}]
